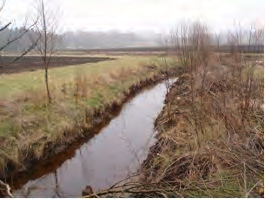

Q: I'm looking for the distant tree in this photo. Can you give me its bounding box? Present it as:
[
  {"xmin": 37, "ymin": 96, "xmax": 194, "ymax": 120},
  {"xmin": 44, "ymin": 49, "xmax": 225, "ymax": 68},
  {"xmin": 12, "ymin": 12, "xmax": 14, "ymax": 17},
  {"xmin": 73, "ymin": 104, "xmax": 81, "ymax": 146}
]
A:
[
  {"xmin": 214, "ymin": 32, "xmax": 221, "ymax": 61},
  {"xmin": 254, "ymin": 28, "xmax": 264, "ymax": 53}
]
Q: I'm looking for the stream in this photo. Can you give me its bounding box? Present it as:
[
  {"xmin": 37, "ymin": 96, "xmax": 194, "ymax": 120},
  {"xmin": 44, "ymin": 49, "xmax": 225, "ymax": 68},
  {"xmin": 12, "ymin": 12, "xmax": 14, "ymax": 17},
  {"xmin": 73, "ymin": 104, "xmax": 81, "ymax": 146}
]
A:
[{"xmin": 13, "ymin": 79, "xmax": 175, "ymax": 198}]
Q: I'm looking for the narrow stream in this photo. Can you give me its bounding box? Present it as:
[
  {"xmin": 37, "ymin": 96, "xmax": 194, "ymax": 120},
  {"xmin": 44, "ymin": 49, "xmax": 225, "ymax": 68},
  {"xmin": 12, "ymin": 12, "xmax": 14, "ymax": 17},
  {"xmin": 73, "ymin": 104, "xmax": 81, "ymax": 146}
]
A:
[{"xmin": 13, "ymin": 79, "xmax": 175, "ymax": 198}]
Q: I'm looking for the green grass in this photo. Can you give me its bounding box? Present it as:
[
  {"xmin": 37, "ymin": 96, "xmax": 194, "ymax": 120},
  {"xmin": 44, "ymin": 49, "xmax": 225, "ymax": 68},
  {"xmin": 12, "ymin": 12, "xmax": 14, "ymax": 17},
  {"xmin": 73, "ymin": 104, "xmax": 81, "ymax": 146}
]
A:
[
  {"xmin": 0, "ymin": 54, "xmax": 178, "ymax": 174},
  {"xmin": 0, "ymin": 55, "xmax": 158, "ymax": 99}
]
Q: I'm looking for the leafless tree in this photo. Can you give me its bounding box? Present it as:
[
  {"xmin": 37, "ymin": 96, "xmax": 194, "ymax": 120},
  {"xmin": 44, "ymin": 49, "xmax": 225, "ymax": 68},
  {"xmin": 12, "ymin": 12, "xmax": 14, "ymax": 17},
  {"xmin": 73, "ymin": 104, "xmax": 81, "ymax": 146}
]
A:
[
  {"xmin": 33, "ymin": 0, "xmax": 59, "ymax": 103},
  {"xmin": 245, "ymin": 22, "xmax": 264, "ymax": 55},
  {"xmin": 171, "ymin": 22, "xmax": 212, "ymax": 69},
  {"xmin": 171, "ymin": 21, "xmax": 213, "ymax": 145},
  {"xmin": 247, "ymin": 22, "xmax": 255, "ymax": 49},
  {"xmin": 0, "ymin": 0, "xmax": 39, "ymax": 71},
  {"xmin": 227, "ymin": 30, "xmax": 235, "ymax": 56},
  {"xmin": 254, "ymin": 28, "xmax": 264, "ymax": 53},
  {"xmin": 215, "ymin": 32, "xmax": 221, "ymax": 61}
]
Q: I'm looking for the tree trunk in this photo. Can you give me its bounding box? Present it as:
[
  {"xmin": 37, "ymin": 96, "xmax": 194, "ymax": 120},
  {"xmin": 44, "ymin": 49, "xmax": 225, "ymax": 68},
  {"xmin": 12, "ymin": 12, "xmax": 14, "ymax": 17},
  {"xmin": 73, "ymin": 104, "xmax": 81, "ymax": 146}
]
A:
[{"xmin": 45, "ymin": 65, "xmax": 52, "ymax": 103}]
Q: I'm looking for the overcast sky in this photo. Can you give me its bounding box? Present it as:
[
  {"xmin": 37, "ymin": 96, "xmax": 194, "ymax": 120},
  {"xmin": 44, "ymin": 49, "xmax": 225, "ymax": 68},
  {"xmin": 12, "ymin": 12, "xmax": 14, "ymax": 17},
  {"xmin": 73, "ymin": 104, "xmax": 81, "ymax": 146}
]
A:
[{"xmin": 1, "ymin": 0, "xmax": 265, "ymax": 34}]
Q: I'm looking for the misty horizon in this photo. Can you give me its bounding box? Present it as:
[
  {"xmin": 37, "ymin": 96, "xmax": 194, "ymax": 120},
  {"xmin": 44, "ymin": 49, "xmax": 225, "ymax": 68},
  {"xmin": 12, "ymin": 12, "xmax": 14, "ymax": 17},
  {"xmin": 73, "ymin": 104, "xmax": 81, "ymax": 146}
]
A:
[
  {"xmin": 2, "ymin": 0, "xmax": 264, "ymax": 33},
  {"xmin": 1, "ymin": 0, "xmax": 264, "ymax": 50}
]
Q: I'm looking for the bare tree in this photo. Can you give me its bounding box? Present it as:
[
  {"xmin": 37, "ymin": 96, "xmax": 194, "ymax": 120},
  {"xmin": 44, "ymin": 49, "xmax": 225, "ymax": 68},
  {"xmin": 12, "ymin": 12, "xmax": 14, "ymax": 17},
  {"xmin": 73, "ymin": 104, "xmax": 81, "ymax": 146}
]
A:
[
  {"xmin": 171, "ymin": 21, "xmax": 213, "ymax": 145},
  {"xmin": 245, "ymin": 22, "xmax": 264, "ymax": 55},
  {"xmin": 254, "ymin": 28, "xmax": 264, "ymax": 53},
  {"xmin": 0, "ymin": 0, "xmax": 38, "ymax": 72},
  {"xmin": 247, "ymin": 22, "xmax": 255, "ymax": 49},
  {"xmin": 214, "ymin": 32, "xmax": 221, "ymax": 61},
  {"xmin": 33, "ymin": 0, "xmax": 59, "ymax": 103}
]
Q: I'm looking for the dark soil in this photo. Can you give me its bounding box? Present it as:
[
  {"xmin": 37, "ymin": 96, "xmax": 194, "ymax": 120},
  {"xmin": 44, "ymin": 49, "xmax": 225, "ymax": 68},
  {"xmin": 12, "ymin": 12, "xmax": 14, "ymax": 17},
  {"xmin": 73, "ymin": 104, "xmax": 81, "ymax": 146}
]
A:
[{"xmin": 0, "ymin": 56, "xmax": 114, "ymax": 74}]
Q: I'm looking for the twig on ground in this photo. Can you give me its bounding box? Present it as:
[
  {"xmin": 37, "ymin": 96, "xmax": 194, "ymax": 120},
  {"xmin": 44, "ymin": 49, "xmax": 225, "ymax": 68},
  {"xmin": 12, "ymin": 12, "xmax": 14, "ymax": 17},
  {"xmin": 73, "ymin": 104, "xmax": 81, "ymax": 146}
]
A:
[{"xmin": 0, "ymin": 179, "xmax": 13, "ymax": 198}]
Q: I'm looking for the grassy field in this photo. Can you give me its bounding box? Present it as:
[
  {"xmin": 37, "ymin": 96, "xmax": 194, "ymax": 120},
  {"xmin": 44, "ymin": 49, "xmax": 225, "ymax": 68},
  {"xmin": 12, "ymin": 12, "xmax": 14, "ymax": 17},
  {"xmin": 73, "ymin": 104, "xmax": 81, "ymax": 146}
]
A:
[
  {"xmin": 0, "ymin": 54, "xmax": 177, "ymax": 177},
  {"xmin": 0, "ymin": 55, "xmax": 149, "ymax": 98}
]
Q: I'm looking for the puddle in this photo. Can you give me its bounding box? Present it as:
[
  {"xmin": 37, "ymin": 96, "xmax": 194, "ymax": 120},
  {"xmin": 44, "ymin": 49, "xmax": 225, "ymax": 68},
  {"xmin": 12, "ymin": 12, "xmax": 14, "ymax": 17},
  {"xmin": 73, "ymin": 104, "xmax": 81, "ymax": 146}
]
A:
[{"xmin": 13, "ymin": 79, "xmax": 176, "ymax": 197}]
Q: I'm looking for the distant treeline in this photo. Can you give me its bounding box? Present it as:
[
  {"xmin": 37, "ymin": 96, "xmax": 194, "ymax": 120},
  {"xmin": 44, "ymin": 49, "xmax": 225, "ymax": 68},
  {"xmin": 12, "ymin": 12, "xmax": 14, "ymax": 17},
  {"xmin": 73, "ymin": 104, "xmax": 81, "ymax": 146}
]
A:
[
  {"xmin": 0, "ymin": 27, "xmax": 63, "ymax": 52},
  {"xmin": 71, "ymin": 45, "xmax": 264, "ymax": 54},
  {"xmin": 0, "ymin": 28, "xmax": 160, "ymax": 52},
  {"xmin": 0, "ymin": 27, "xmax": 263, "ymax": 53},
  {"xmin": 216, "ymin": 44, "xmax": 264, "ymax": 54}
]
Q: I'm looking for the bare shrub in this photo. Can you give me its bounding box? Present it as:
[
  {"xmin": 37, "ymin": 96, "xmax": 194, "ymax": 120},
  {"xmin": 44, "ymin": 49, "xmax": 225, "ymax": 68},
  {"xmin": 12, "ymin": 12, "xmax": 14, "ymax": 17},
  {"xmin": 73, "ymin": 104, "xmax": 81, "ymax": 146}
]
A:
[{"xmin": 137, "ymin": 21, "xmax": 264, "ymax": 198}]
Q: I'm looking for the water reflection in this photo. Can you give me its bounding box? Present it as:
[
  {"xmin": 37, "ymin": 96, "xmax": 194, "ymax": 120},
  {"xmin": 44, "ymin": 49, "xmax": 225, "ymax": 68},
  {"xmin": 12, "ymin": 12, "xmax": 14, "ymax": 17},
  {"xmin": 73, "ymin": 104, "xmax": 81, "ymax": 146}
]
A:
[{"xmin": 14, "ymin": 79, "xmax": 175, "ymax": 197}]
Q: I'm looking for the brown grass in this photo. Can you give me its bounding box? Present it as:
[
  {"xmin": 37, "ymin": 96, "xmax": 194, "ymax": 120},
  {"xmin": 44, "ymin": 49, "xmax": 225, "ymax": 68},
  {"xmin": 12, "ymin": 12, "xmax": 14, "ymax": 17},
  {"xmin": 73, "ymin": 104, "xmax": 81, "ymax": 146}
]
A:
[
  {"xmin": 136, "ymin": 22, "xmax": 264, "ymax": 198},
  {"xmin": 81, "ymin": 23, "xmax": 263, "ymax": 198}
]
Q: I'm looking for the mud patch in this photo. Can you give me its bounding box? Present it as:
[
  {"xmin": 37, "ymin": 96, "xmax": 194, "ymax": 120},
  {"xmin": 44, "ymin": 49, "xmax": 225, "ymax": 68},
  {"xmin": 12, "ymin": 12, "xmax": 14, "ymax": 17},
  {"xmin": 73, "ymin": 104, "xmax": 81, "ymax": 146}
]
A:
[{"xmin": 0, "ymin": 56, "xmax": 114, "ymax": 74}]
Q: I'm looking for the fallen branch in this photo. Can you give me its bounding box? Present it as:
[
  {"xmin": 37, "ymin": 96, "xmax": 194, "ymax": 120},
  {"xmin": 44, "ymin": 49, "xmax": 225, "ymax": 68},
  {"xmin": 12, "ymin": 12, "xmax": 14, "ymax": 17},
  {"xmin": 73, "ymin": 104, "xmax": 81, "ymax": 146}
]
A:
[
  {"xmin": 0, "ymin": 179, "xmax": 13, "ymax": 198},
  {"xmin": 85, "ymin": 188, "xmax": 176, "ymax": 198},
  {"xmin": 207, "ymin": 90, "xmax": 219, "ymax": 98},
  {"xmin": 84, "ymin": 182, "xmax": 176, "ymax": 198}
]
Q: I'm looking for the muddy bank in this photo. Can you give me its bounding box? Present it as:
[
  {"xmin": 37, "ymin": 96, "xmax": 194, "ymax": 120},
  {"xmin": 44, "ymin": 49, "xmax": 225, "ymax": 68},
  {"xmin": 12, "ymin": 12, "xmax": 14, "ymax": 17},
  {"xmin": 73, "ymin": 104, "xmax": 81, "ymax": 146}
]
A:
[
  {"xmin": 140, "ymin": 73, "xmax": 226, "ymax": 181},
  {"xmin": 13, "ymin": 78, "xmax": 177, "ymax": 197},
  {"xmin": 1, "ymin": 67, "xmax": 186, "ymax": 191},
  {"xmin": 140, "ymin": 76, "xmax": 188, "ymax": 180}
]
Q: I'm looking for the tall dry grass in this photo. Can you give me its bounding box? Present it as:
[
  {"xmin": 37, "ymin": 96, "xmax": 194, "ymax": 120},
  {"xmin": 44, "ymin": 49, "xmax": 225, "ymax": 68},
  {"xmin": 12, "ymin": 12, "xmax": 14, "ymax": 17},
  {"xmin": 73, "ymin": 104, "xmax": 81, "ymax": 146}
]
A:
[
  {"xmin": 81, "ymin": 22, "xmax": 263, "ymax": 198},
  {"xmin": 137, "ymin": 22, "xmax": 264, "ymax": 198}
]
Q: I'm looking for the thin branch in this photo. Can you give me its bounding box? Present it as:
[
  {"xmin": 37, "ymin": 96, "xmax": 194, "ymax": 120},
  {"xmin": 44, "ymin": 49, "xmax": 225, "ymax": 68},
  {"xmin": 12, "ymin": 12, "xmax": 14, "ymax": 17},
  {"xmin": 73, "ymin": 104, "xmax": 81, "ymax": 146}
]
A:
[
  {"xmin": 4, "ymin": 35, "xmax": 40, "ymax": 66},
  {"xmin": 109, "ymin": 173, "xmax": 139, "ymax": 189},
  {"xmin": 0, "ymin": 22, "xmax": 11, "ymax": 32},
  {"xmin": 0, "ymin": 20, "xmax": 38, "ymax": 52},
  {"xmin": 0, "ymin": 0, "xmax": 6, "ymax": 13},
  {"xmin": 84, "ymin": 185, "xmax": 175, "ymax": 198}
]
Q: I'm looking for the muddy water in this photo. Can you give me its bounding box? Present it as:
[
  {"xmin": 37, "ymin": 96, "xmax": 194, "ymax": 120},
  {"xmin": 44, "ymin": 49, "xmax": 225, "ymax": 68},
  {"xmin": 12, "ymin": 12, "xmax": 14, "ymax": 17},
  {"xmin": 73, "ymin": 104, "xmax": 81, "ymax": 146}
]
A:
[{"xmin": 14, "ymin": 79, "xmax": 175, "ymax": 198}]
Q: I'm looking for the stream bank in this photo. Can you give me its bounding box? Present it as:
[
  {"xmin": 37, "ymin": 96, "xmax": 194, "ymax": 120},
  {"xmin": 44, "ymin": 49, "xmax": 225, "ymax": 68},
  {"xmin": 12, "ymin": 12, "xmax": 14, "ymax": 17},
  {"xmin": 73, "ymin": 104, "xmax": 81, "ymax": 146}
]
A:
[
  {"xmin": 138, "ymin": 59, "xmax": 264, "ymax": 198},
  {"xmin": 1, "ymin": 67, "xmax": 186, "ymax": 197}
]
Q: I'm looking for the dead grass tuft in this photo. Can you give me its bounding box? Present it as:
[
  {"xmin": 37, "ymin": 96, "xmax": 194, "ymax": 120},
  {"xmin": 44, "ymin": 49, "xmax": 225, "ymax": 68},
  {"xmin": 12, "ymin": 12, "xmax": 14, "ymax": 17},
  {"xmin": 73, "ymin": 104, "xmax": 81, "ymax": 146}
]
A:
[{"xmin": 138, "ymin": 22, "xmax": 264, "ymax": 198}]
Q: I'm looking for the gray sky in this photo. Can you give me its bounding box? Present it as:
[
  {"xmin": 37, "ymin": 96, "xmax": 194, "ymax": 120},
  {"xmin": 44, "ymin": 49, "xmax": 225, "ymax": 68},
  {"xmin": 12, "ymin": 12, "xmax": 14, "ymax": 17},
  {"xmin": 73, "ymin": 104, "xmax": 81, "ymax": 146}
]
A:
[{"xmin": 1, "ymin": 0, "xmax": 265, "ymax": 33}]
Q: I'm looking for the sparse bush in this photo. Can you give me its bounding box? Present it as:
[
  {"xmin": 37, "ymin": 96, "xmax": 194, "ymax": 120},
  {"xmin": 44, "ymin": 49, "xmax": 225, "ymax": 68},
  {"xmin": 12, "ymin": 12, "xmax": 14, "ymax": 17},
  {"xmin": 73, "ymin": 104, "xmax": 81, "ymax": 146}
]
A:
[{"xmin": 137, "ymin": 21, "xmax": 264, "ymax": 198}]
